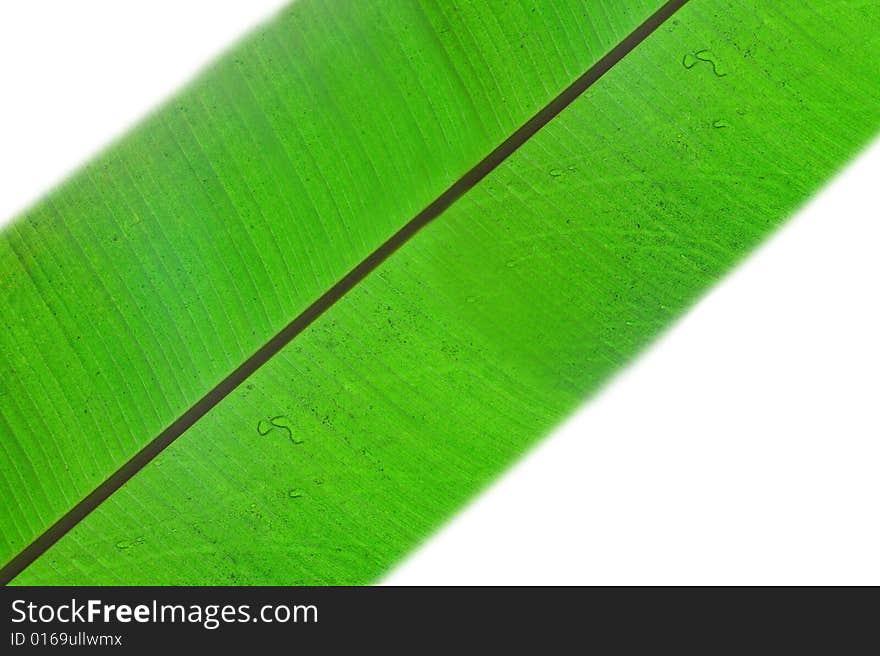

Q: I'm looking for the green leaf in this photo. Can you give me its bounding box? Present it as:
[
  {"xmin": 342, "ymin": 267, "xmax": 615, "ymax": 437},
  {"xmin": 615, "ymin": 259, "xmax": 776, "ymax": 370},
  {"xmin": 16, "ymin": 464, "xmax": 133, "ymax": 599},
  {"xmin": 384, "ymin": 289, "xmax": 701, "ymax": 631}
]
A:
[{"xmin": 4, "ymin": 0, "xmax": 880, "ymax": 584}]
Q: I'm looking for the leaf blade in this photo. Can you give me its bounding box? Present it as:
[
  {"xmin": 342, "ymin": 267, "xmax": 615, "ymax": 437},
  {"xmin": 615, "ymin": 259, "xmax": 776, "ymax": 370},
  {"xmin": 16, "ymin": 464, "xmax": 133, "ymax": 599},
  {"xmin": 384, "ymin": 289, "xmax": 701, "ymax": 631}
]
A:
[{"xmin": 12, "ymin": 0, "xmax": 879, "ymax": 584}]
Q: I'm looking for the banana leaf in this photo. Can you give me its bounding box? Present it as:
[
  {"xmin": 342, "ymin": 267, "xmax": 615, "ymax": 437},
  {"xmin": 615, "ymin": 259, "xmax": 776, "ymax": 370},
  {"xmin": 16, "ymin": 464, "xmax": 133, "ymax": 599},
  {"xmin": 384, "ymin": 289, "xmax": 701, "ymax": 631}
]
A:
[{"xmin": 3, "ymin": 0, "xmax": 880, "ymax": 584}]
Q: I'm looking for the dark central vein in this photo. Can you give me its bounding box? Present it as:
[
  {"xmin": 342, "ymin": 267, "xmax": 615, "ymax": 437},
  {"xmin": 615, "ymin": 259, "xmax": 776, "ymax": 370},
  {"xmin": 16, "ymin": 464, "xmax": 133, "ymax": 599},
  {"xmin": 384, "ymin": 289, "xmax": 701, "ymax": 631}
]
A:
[{"xmin": 0, "ymin": 0, "xmax": 690, "ymax": 585}]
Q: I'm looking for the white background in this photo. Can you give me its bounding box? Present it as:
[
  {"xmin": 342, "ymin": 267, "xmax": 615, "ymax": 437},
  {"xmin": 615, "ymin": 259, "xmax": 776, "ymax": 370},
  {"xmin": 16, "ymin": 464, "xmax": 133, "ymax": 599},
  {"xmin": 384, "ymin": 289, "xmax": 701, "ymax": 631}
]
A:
[{"xmin": 2, "ymin": 1, "xmax": 877, "ymax": 585}]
